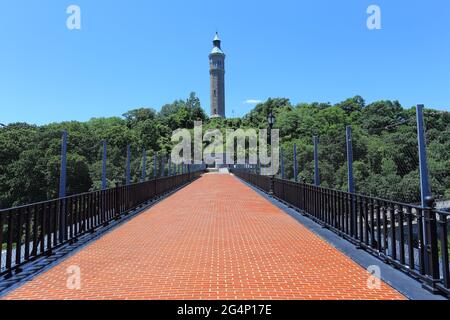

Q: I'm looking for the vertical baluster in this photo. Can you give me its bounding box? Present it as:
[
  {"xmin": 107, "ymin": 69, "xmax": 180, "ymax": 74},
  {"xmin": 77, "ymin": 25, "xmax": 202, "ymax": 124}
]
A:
[
  {"xmin": 439, "ymin": 214, "xmax": 449, "ymax": 289},
  {"xmin": 53, "ymin": 201, "xmax": 59, "ymax": 247},
  {"xmin": 15, "ymin": 209, "xmax": 23, "ymax": 266},
  {"xmin": 40, "ymin": 203, "xmax": 45, "ymax": 253},
  {"xmin": 347, "ymin": 193, "xmax": 352, "ymax": 236},
  {"xmin": 76, "ymin": 196, "xmax": 81, "ymax": 235},
  {"xmin": 73, "ymin": 197, "xmax": 78, "ymax": 236},
  {"xmin": 398, "ymin": 205, "xmax": 405, "ymax": 265},
  {"xmin": 350, "ymin": 193, "xmax": 354, "ymax": 236},
  {"xmin": 417, "ymin": 208, "xmax": 425, "ymax": 275},
  {"xmin": 322, "ymin": 188, "xmax": 326, "ymax": 223},
  {"xmin": 370, "ymin": 199, "xmax": 375, "ymax": 248},
  {"xmin": 107, "ymin": 189, "xmax": 111, "ymax": 222},
  {"xmin": 68, "ymin": 197, "xmax": 74, "ymax": 240},
  {"xmin": 70, "ymin": 197, "xmax": 75, "ymax": 236},
  {"xmin": 331, "ymin": 190, "xmax": 335, "ymax": 228},
  {"xmin": 32, "ymin": 206, "xmax": 38, "ymax": 256},
  {"xmin": 319, "ymin": 188, "xmax": 323, "ymax": 222},
  {"xmin": 89, "ymin": 193, "xmax": 94, "ymax": 231},
  {"xmin": 364, "ymin": 198, "xmax": 369, "ymax": 245},
  {"xmin": 84, "ymin": 194, "xmax": 88, "ymax": 231},
  {"xmin": 315, "ymin": 186, "xmax": 319, "ymax": 218},
  {"xmin": 97, "ymin": 191, "xmax": 101, "ymax": 226},
  {"xmin": 382, "ymin": 204, "xmax": 388, "ymax": 255},
  {"xmin": 390, "ymin": 205, "xmax": 397, "ymax": 260},
  {"xmin": 0, "ymin": 212, "xmax": 4, "ymax": 270},
  {"xmin": 329, "ymin": 189, "xmax": 333, "ymax": 227},
  {"xmin": 80, "ymin": 195, "xmax": 85, "ymax": 233},
  {"xmin": 338, "ymin": 192, "xmax": 343, "ymax": 232},
  {"xmin": 342, "ymin": 193, "xmax": 346, "ymax": 233},
  {"xmin": 99, "ymin": 191, "xmax": 103, "ymax": 225},
  {"xmin": 315, "ymin": 186, "xmax": 318, "ymax": 219},
  {"xmin": 406, "ymin": 207, "xmax": 415, "ymax": 270},
  {"xmin": 46, "ymin": 202, "xmax": 52, "ymax": 253},
  {"xmin": 359, "ymin": 196, "xmax": 364, "ymax": 242},
  {"xmin": 78, "ymin": 195, "xmax": 86, "ymax": 235},
  {"xmin": 344, "ymin": 193, "xmax": 348, "ymax": 234},
  {"xmin": 375, "ymin": 200, "xmax": 381, "ymax": 251},
  {"xmin": 423, "ymin": 197, "xmax": 440, "ymax": 289},
  {"xmin": 98, "ymin": 191, "xmax": 103, "ymax": 226},
  {"xmin": 24, "ymin": 206, "xmax": 31, "ymax": 260},
  {"xmin": 310, "ymin": 185, "xmax": 313, "ymax": 216},
  {"xmin": 102, "ymin": 190, "xmax": 106, "ymax": 224},
  {"xmin": 328, "ymin": 189, "xmax": 332, "ymax": 226},
  {"xmin": 6, "ymin": 211, "xmax": 14, "ymax": 273},
  {"xmin": 85, "ymin": 194, "xmax": 90, "ymax": 231}
]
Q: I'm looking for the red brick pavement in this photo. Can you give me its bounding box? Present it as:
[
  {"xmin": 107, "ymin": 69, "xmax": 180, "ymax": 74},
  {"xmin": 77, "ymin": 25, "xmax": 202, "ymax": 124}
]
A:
[{"xmin": 4, "ymin": 174, "xmax": 405, "ymax": 300}]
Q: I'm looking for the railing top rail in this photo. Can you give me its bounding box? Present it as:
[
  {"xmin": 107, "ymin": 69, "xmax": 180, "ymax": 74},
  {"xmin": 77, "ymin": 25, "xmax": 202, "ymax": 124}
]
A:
[
  {"xmin": 436, "ymin": 209, "xmax": 450, "ymax": 217},
  {"xmin": 0, "ymin": 172, "xmax": 195, "ymax": 214},
  {"xmin": 0, "ymin": 183, "xmax": 119, "ymax": 213},
  {"xmin": 234, "ymin": 172, "xmax": 433, "ymax": 210}
]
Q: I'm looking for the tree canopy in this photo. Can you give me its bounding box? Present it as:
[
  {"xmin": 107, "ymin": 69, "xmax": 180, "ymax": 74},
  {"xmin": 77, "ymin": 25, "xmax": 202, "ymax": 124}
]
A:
[{"xmin": 0, "ymin": 93, "xmax": 448, "ymax": 208}]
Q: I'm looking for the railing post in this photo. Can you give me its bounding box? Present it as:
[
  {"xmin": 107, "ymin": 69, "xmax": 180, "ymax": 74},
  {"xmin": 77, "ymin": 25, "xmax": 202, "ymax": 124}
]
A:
[
  {"xmin": 422, "ymin": 196, "xmax": 440, "ymax": 292},
  {"xmin": 416, "ymin": 104, "xmax": 433, "ymax": 276},
  {"xmin": 280, "ymin": 148, "xmax": 285, "ymax": 180},
  {"xmin": 126, "ymin": 145, "xmax": 131, "ymax": 186},
  {"xmin": 141, "ymin": 149, "xmax": 147, "ymax": 182},
  {"xmin": 102, "ymin": 140, "xmax": 107, "ymax": 189},
  {"xmin": 293, "ymin": 143, "xmax": 298, "ymax": 182},
  {"xmin": 313, "ymin": 136, "xmax": 320, "ymax": 186},
  {"xmin": 417, "ymin": 105, "xmax": 431, "ymax": 208}
]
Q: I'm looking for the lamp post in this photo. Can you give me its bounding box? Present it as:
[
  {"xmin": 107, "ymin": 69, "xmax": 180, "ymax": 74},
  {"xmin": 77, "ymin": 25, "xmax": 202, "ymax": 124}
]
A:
[{"xmin": 267, "ymin": 110, "xmax": 276, "ymax": 195}]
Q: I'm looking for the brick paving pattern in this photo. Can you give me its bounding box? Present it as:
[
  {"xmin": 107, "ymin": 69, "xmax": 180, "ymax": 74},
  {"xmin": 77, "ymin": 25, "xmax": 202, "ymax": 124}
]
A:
[{"xmin": 4, "ymin": 174, "xmax": 405, "ymax": 300}]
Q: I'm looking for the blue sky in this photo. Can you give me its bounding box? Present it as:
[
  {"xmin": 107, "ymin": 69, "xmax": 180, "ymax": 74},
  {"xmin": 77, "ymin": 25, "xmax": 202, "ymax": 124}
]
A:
[{"xmin": 0, "ymin": 0, "xmax": 449, "ymax": 125}]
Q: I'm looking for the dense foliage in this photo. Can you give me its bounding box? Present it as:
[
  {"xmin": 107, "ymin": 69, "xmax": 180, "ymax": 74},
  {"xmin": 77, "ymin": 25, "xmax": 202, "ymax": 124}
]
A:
[
  {"xmin": 245, "ymin": 97, "xmax": 449, "ymax": 203},
  {"xmin": 0, "ymin": 93, "xmax": 448, "ymax": 208}
]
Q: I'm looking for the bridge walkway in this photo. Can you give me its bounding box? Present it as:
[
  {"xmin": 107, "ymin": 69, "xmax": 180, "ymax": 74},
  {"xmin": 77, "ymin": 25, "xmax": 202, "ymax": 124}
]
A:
[{"xmin": 3, "ymin": 174, "xmax": 404, "ymax": 300}]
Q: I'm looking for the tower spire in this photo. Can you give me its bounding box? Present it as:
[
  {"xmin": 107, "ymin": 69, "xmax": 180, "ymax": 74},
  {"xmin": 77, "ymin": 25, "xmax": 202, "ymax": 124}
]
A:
[{"xmin": 213, "ymin": 32, "xmax": 221, "ymax": 49}]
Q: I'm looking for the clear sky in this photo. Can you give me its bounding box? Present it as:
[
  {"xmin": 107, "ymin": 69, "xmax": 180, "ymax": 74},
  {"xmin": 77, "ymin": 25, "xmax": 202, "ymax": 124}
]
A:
[{"xmin": 0, "ymin": 0, "xmax": 449, "ymax": 125}]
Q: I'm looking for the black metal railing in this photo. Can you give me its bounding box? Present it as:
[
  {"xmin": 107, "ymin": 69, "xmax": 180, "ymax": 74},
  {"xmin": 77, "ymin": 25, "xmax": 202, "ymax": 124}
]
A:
[
  {"xmin": 232, "ymin": 170, "xmax": 450, "ymax": 296},
  {"xmin": 0, "ymin": 171, "xmax": 203, "ymax": 277}
]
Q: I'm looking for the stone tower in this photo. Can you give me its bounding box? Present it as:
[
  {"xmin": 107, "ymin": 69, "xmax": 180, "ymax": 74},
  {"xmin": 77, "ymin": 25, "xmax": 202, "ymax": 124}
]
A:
[{"xmin": 209, "ymin": 33, "xmax": 226, "ymax": 118}]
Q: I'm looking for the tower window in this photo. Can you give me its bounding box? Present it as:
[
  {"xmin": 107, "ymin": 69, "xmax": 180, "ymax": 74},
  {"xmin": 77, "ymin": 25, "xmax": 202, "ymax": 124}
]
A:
[{"xmin": 214, "ymin": 90, "xmax": 216, "ymax": 97}]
